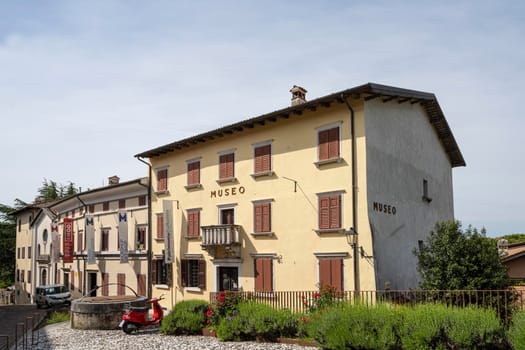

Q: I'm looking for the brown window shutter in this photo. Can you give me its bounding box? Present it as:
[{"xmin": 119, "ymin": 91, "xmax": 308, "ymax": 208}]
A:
[
  {"xmin": 194, "ymin": 211, "xmax": 200, "ymax": 237},
  {"xmin": 318, "ymin": 129, "xmax": 329, "ymax": 160},
  {"xmin": 89, "ymin": 204, "xmax": 94, "ymax": 213},
  {"xmin": 319, "ymin": 259, "xmax": 331, "ymax": 288},
  {"xmin": 137, "ymin": 274, "xmax": 146, "ymax": 296},
  {"xmin": 119, "ymin": 199, "xmax": 126, "ymax": 209},
  {"xmin": 328, "ymin": 127, "xmax": 340, "ymax": 159},
  {"xmin": 198, "ymin": 259, "xmax": 206, "ymax": 290},
  {"xmin": 139, "ymin": 196, "xmax": 146, "ymax": 206},
  {"xmin": 151, "ymin": 260, "xmax": 158, "ymax": 285},
  {"xmin": 187, "ymin": 212, "xmax": 194, "ymax": 236},
  {"xmin": 254, "ymin": 145, "xmax": 271, "ymax": 173},
  {"xmin": 263, "ymin": 258, "xmax": 273, "ymax": 292},
  {"xmin": 157, "ymin": 214, "xmax": 164, "ymax": 239},
  {"xmin": 254, "ymin": 259, "xmax": 263, "ymax": 291},
  {"xmin": 220, "ymin": 153, "xmax": 234, "ymax": 179},
  {"xmin": 157, "ymin": 169, "xmax": 167, "ymax": 192},
  {"xmin": 331, "ymin": 259, "xmax": 343, "ymax": 292},
  {"xmin": 262, "ymin": 202, "xmax": 271, "ymax": 232},
  {"xmin": 254, "ymin": 203, "xmax": 263, "ymax": 233},
  {"xmin": 166, "ymin": 263, "xmax": 172, "ymax": 287},
  {"xmin": 188, "ymin": 161, "xmax": 200, "ymax": 185},
  {"xmin": 319, "ymin": 196, "xmax": 330, "ymax": 229},
  {"xmin": 329, "ymin": 195, "xmax": 341, "ymax": 229},
  {"xmin": 181, "ymin": 259, "xmax": 188, "ymax": 287}
]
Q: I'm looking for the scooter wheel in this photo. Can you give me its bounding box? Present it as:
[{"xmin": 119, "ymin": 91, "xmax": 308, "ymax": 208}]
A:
[{"xmin": 122, "ymin": 322, "xmax": 138, "ymax": 334}]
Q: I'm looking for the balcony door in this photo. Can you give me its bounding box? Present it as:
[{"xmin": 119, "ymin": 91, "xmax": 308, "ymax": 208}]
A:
[{"xmin": 220, "ymin": 208, "xmax": 234, "ymax": 225}]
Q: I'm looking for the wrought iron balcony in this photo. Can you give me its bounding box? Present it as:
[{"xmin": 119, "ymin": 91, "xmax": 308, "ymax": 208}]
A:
[
  {"xmin": 201, "ymin": 225, "xmax": 241, "ymax": 247},
  {"xmin": 36, "ymin": 254, "xmax": 50, "ymax": 263}
]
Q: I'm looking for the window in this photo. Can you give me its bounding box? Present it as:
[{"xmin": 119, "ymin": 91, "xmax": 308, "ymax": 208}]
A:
[
  {"xmin": 136, "ymin": 226, "xmax": 146, "ymax": 250},
  {"xmin": 254, "ymin": 257, "xmax": 273, "ymax": 292},
  {"xmin": 77, "ymin": 230, "xmax": 83, "ymax": 252},
  {"xmin": 152, "ymin": 259, "xmax": 171, "ymax": 286},
  {"xmin": 318, "ymin": 125, "xmax": 340, "ymax": 162},
  {"xmin": 137, "ymin": 274, "xmax": 146, "ymax": 296},
  {"xmin": 156, "ymin": 214, "xmax": 164, "ymax": 239},
  {"xmin": 187, "ymin": 160, "xmax": 201, "ymax": 187},
  {"xmin": 422, "ymin": 179, "xmax": 432, "ymax": 203},
  {"xmin": 17, "ymin": 248, "xmax": 20, "ymax": 259},
  {"xmin": 157, "ymin": 168, "xmax": 168, "ymax": 192},
  {"xmin": 103, "ymin": 202, "xmax": 109, "ymax": 211},
  {"xmin": 28, "ymin": 246, "xmax": 31, "ymax": 259},
  {"xmin": 319, "ymin": 258, "xmax": 343, "ymax": 292},
  {"xmin": 16, "ymin": 269, "xmax": 19, "ymax": 282},
  {"xmin": 119, "ymin": 199, "xmax": 126, "ymax": 209},
  {"xmin": 101, "ymin": 228, "xmax": 109, "ymax": 251},
  {"xmin": 79, "ymin": 207, "xmax": 83, "ymax": 216},
  {"xmin": 254, "ymin": 143, "xmax": 272, "ymax": 175},
  {"xmin": 21, "ymin": 269, "xmax": 24, "ymax": 282},
  {"xmin": 88, "ymin": 204, "xmax": 94, "ymax": 213},
  {"xmin": 63, "ymin": 272, "xmax": 69, "ymax": 292},
  {"xmin": 28, "ymin": 270, "xmax": 31, "ymax": 284},
  {"xmin": 253, "ymin": 201, "xmax": 271, "ymax": 234},
  {"xmin": 138, "ymin": 195, "xmax": 146, "ymax": 206},
  {"xmin": 102, "ymin": 273, "xmax": 109, "ymax": 296},
  {"xmin": 219, "ymin": 153, "xmax": 235, "ymax": 180},
  {"xmin": 318, "ymin": 193, "xmax": 342, "ymax": 230},
  {"xmin": 18, "ymin": 219, "xmax": 21, "ymax": 232},
  {"xmin": 187, "ymin": 210, "xmax": 200, "ymax": 237},
  {"xmin": 22, "ymin": 247, "xmax": 25, "ymax": 259},
  {"xmin": 117, "ymin": 273, "xmax": 125, "ymax": 296},
  {"xmin": 181, "ymin": 259, "xmax": 205, "ymax": 289}
]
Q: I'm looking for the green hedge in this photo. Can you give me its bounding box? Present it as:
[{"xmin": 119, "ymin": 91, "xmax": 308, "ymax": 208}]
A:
[
  {"xmin": 508, "ymin": 310, "xmax": 525, "ymax": 350},
  {"xmin": 160, "ymin": 300, "xmax": 209, "ymax": 335},
  {"xmin": 216, "ymin": 302, "xmax": 297, "ymax": 342},
  {"xmin": 305, "ymin": 303, "xmax": 509, "ymax": 350}
]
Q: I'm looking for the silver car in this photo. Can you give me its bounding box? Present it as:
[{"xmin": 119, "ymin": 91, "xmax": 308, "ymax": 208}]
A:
[{"xmin": 35, "ymin": 284, "xmax": 71, "ymax": 308}]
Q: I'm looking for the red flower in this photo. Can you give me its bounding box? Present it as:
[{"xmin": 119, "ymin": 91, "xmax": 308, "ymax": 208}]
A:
[
  {"xmin": 313, "ymin": 293, "xmax": 321, "ymax": 299},
  {"xmin": 217, "ymin": 295, "xmax": 226, "ymax": 302}
]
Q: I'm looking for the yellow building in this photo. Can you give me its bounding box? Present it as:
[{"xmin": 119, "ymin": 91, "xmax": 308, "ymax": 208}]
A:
[
  {"xmin": 135, "ymin": 83, "xmax": 465, "ymax": 309},
  {"xmin": 13, "ymin": 176, "xmax": 149, "ymax": 303}
]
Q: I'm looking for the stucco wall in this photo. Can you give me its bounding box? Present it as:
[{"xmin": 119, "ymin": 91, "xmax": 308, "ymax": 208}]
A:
[
  {"xmin": 15, "ymin": 210, "xmax": 36, "ymax": 304},
  {"xmin": 364, "ymin": 99, "xmax": 454, "ymax": 290}
]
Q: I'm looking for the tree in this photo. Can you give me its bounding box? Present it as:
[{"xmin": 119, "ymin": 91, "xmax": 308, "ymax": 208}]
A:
[
  {"xmin": 38, "ymin": 178, "xmax": 79, "ymax": 201},
  {"xmin": 501, "ymin": 233, "xmax": 525, "ymax": 245},
  {"xmin": 0, "ymin": 203, "xmax": 16, "ymax": 288},
  {"xmin": 415, "ymin": 220, "xmax": 509, "ymax": 290}
]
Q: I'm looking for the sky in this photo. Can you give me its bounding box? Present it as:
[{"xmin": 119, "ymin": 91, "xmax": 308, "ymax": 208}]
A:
[{"xmin": 0, "ymin": 1, "xmax": 523, "ymax": 236}]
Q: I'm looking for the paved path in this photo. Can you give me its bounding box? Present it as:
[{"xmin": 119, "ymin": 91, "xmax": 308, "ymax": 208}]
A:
[{"xmin": 0, "ymin": 304, "xmax": 47, "ymax": 349}]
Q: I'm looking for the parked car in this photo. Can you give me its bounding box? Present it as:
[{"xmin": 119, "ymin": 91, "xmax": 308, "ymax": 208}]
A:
[{"xmin": 35, "ymin": 284, "xmax": 71, "ymax": 309}]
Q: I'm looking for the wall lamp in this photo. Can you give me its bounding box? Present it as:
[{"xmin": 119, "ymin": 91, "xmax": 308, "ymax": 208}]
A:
[{"xmin": 345, "ymin": 227, "xmax": 357, "ymax": 247}]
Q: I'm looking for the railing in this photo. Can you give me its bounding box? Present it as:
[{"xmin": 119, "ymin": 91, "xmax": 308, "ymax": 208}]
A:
[
  {"xmin": 201, "ymin": 225, "xmax": 241, "ymax": 247},
  {"xmin": 0, "ymin": 312, "xmax": 46, "ymax": 350},
  {"xmin": 210, "ymin": 289, "xmax": 525, "ymax": 324}
]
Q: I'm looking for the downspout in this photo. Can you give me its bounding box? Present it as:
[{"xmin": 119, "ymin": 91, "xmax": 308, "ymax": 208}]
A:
[
  {"xmin": 341, "ymin": 93, "xmax": 360, "ymax": 293},
  {"xmin": 136, "ymin": 156, "xmax": 153, "ymax": 299}
]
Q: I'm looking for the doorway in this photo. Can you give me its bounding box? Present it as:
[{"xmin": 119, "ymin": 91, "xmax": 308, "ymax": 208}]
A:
[
  {"xmin": 88, "ymin": 272, "xmax": 97, "ymax": 296},
  {"xmin": 220, "ymin": 208, "xmax": 234, "ymax": 225},
  {"xmin": 218, "ymin": 266, "xmax": 238, "ymax": 291}
]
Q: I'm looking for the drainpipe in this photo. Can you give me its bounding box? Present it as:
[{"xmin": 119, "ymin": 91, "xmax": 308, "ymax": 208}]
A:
[
  {"xmin": 341, "ymin": 93, "xmax": 360, "ymax": 293},
  {"xmin": 136, "ymin": 156, "xmax": 153, "ymax": 299}
]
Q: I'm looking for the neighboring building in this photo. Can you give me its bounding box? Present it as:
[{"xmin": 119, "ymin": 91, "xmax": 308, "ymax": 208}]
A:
[
  {"xmin": 501, "ymin": 241, "xmax": 525, "ymax": 290},
  {"xmin": 13, "ymin": 176, "xmax": 149, "ymax": 303},
  {"xmin": 136, "ymin": 83, "xmax": 465, "ymax": 309}
]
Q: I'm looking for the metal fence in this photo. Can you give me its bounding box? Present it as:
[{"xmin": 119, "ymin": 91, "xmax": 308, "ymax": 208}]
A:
[
  {"xmin": 0, "ymin": 312, "xmax": 46, "ymax": 350},
  {"xmin": 210, "ymin": 289, "xmax": 525, "ymax": 324}
]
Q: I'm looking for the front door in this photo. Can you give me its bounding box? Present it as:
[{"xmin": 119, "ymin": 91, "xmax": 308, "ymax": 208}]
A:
[
  {"xmin": 218, "ymin": 266, "xmax": 238, "ymax": 291},
  {"xmin": 88, "ymin": 272, "xmax": 97, "ymax": 296}
]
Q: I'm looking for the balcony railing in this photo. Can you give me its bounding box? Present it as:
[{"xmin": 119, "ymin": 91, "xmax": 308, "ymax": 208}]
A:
[
  {"xmin": 36, "ymin": 254, "xmax": 50, "ymax": 263},
  {"xmin": 201, "ymin": 225, "xmax": 241, "ymax": 247}
]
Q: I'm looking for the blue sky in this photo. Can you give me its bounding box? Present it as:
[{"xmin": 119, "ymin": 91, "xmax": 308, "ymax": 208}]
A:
[{"xmin": 1, "ymin": 1, "xmax": 523, "ymax": 236}]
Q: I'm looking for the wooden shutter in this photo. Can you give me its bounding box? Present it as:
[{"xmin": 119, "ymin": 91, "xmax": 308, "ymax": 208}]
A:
[
  {"xmin": 89, "ymin": 204, "xmax": 94, "ymax": 213},
  {"xmin": 219, "ymin": 153, "xmax": 234, "ymax": 179},
  {"xmin": 319, "ymin": 259, "xmax": 331, "ymax": 288},
  {"xmin": 139, "ymin": 196, "xmax": 146, "ymax": 206},
  {"xmin": 262, "ymin": 203, "xmax": 271, "ymax": 232},
  {"xmin": 181, "ymin": 259, "xmax": 188, "ymax": 287},
  {"xmin": 119, "ymin": 199, "xmax": 126, "ymax": 209},
  {"xmin": 157, "ymin": 214, "xmax": 164, "ymax": 239},
  {"xmin": 254, "ymin": 204, "xmax": 262, "ymax": 233},
  {"xmin": 187, "ymin": 211, "xmax": 200, "ymax": 237},
  {"xmin": 318, "ymin": 129, "xmax": 329, "ymax": 161},
  {"xmin": 255, "ymin": 258, "xmax": 273, "ymax": 292},
  {"xmin": 118, "ymin": 273, "xmax": 125, "ymax": 296},
  {"xmin": 198, "ymin": 260, "xmax": 206, "ymax": 289},
  {"xmin": 187, "ymin": 161, "xmax": 200, "ymax": 185},
  {"xmin": 157, "ymin": 169, "xmax": 167, "ymax": 192},
  {"xmin": 328, "ymin": 127, "xmax": 340, "ymax": 159},
  {"xmin": 254, "ymin": 145, "xmax": 271, "ymax": 173},
  {"xmin": 151, "ymin": 260, "xmax": 158, "ymax": 285},
  {"xmin": 103, "ymin": 202, "xmax": 109, "ymax": 211},
  {"xmin": 319, "ymin": 259, "xmax": 343, "ymax": 292},
  {"xmin": 329, "ymin": 195, "xmax": 341, "ymax": 229},
  {"xmin": 319, "ymin": 196, "xmax": 330, "ymax": 229},
  {"xmin": 137, "ymin": 274, "xmax": 146, "ymax": 296}
]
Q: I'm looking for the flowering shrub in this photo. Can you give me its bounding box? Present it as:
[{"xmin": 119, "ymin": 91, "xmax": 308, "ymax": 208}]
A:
[
  {"xmin": 206, "ymin": 291, "xmax": 242, "ymax": 327},
  {"xmin": 302, "ymin": 285, "xmax": 337, "ymax": 313}
]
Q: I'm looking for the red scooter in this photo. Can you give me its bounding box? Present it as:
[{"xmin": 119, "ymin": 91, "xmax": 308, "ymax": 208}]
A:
[{"xmin": 120, "ymin": 294, "xmax": 166, "ymax": 334}]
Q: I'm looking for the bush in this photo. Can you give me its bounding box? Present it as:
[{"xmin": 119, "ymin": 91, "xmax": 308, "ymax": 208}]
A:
[
  {"xmin": 304, "ymin": 302, "xmax": 508, "ymax": 350},
  {"xmin": 160, "ymin": 300, "xmax": 209, "ymax": 335},
  {"xmin": 508, "ymin": 310, "xmax": 525, "ymax": 350},
  {"xmin": 45, "ymin": 311, "xmax": 70, "ymax": 325},
  {"xmin": 215, "ymin": 302, "xmax": 297, "ymax": 342}
]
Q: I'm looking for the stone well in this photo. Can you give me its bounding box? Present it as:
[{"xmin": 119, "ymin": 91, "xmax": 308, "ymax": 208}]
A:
[{"xmin": 71, "ymin": 295, "xmax": 147, "ymax": 330}]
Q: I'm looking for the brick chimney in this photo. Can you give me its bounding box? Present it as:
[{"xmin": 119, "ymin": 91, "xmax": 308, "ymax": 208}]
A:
[
  {"xmin": 108, "ymin": 175, "xmax": 120, "ymax": 185},
  {"xmin": 290, "ymin": 85, "xmax": 307, "ymax": 106}
]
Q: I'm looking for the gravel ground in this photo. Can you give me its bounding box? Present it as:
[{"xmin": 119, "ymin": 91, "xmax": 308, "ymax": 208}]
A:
[{"xmin": 31, "ymin": 322, "xmax": 319, "ymax": 350}]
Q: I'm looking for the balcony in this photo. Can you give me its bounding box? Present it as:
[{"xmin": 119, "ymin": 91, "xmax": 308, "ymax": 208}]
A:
[
  {"xmin": 201, "ymin": 225, "xmax": 241, "ymax": 258},
  {"xmin": 36, "ymin": 254, "xmax": 50, "ymax": 264}
]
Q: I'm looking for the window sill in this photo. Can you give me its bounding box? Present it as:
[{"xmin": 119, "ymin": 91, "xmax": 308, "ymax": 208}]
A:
[
  {"xmin": 154, "ymin": 284, "xmax": 170, "ymax": 290},
  {"xmin": 185, "ymin": 183, "xmax": 202, "ymax": 190},
  {"xmin": 250, "ymin": 171, "xmax": 273, "ymax": 179},
  {"xmin": 315, "ymin": 228, "xmax": 345, "ymax": 234},
  {"xmin": 251, "ymin": 232, "xmax": 274, "ymax": 237},
  {"xmin": 216, "ymin": 177, "xmax": 237, "ymax": 184},
  {"xmin": 155, "ymin": 190, "xmax": 170, "ymax": 196},
  {"xmin": 184, "ymin": 287, "xmax": 202, "ymax": 293},
  {"xmin": 154, "ymin": 238, "xmax": 165, "ymax": 242},
  {"xmin": 314, "ymin": 157, "xmax": 343, "ymax": 168}
]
